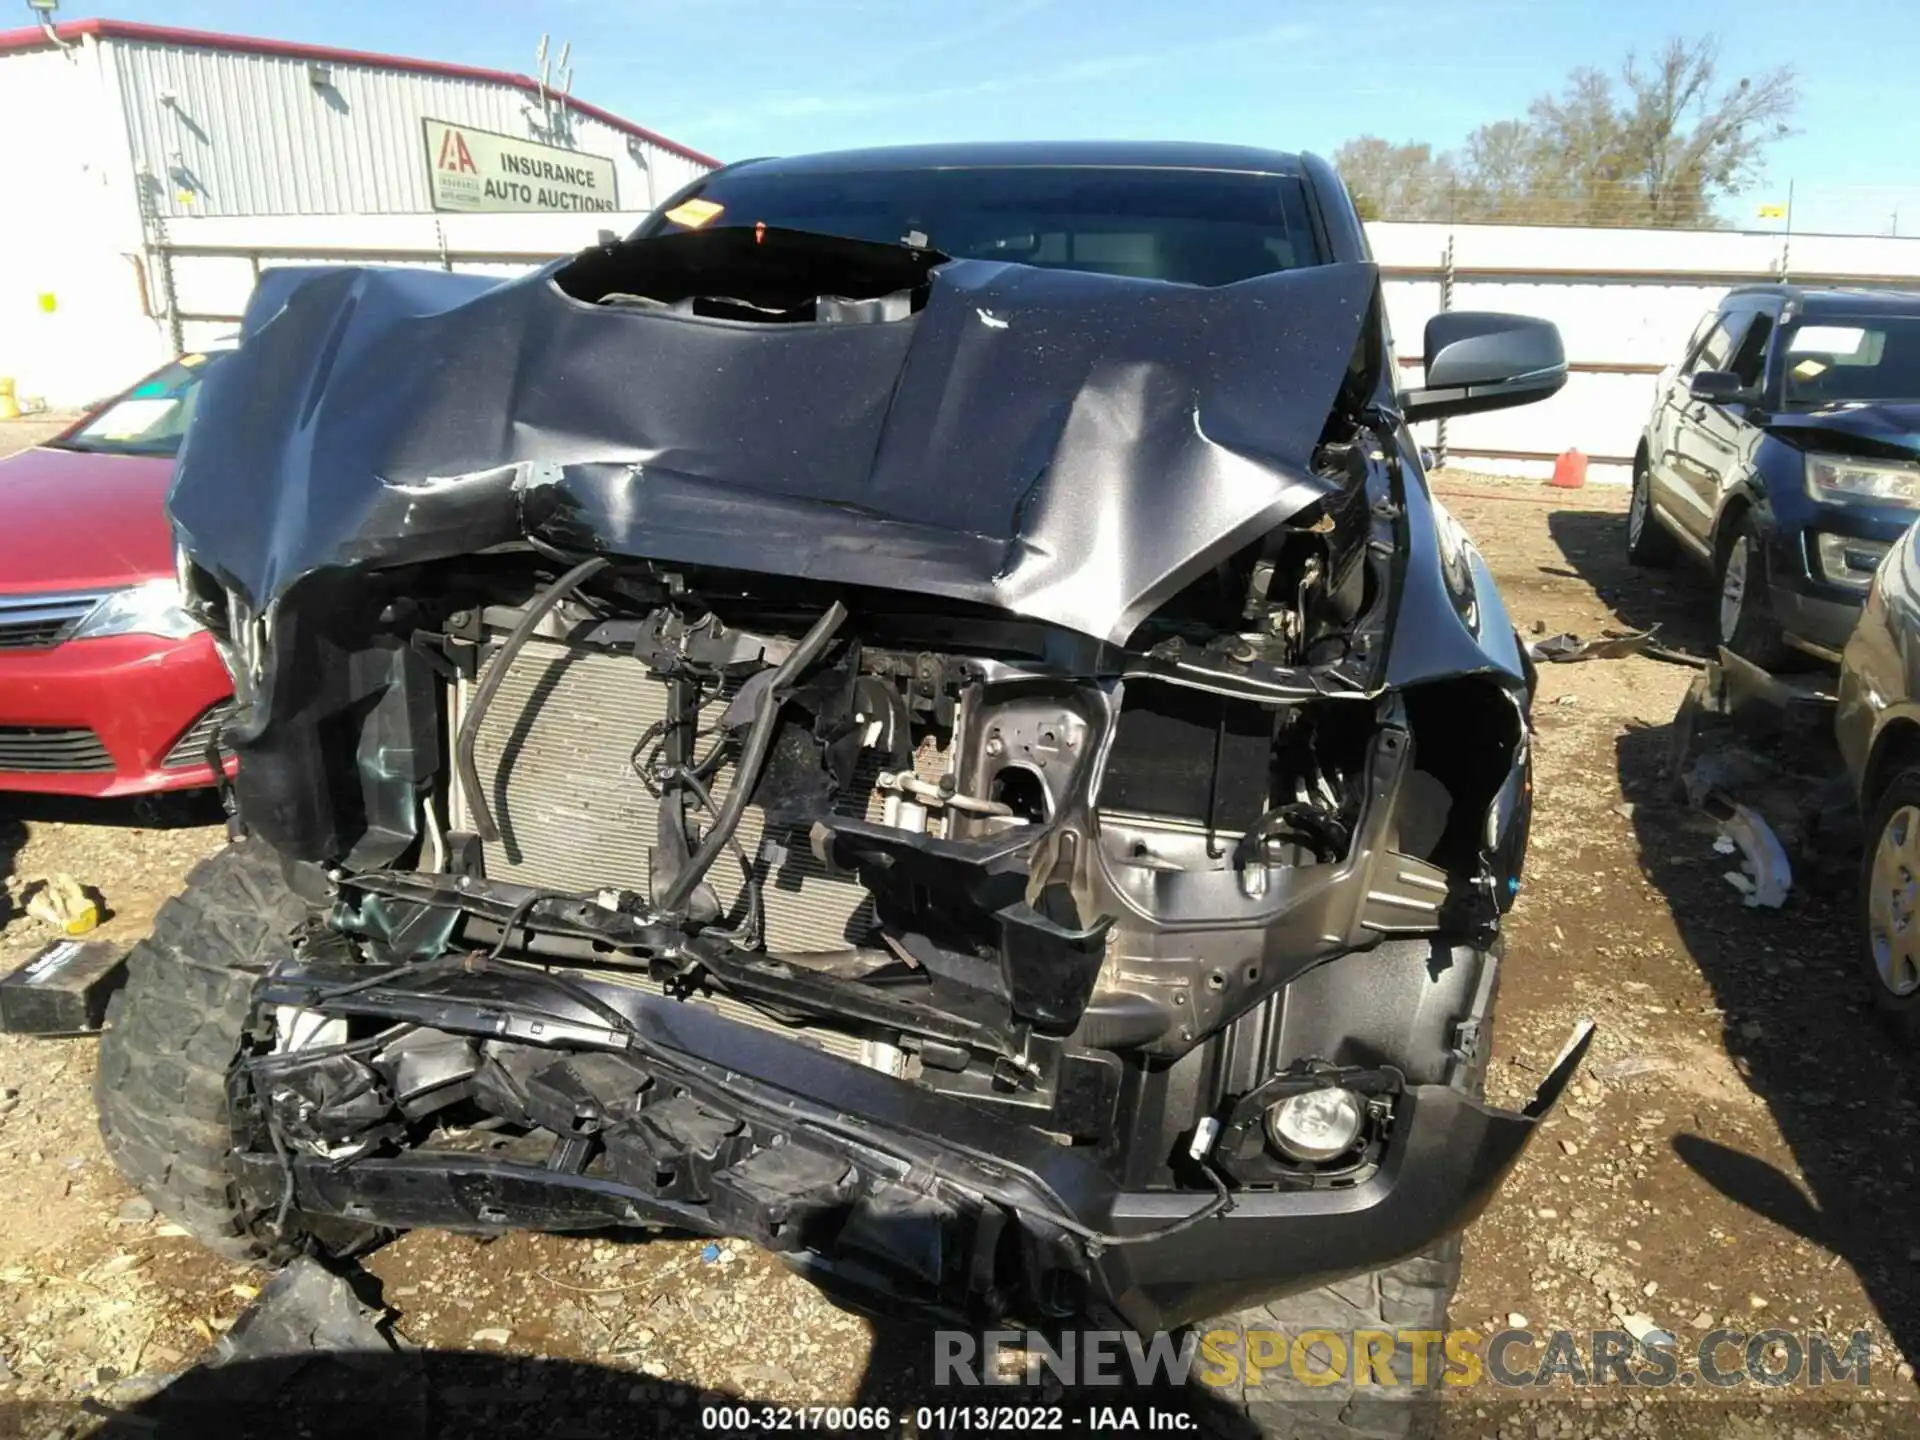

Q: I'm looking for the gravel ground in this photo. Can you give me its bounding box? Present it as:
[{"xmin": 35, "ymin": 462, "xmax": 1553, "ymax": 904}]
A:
[
  {"xmin": 1, "ymin": 439, "xmax": 1918, "ymax": 1435},
  {"xmin": 0, "ymin": 416, "xmax": 78, "ymax": 451}
]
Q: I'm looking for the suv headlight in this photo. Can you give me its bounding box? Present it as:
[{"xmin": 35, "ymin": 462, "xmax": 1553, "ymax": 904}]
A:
[
  {"xmin": 1805, "ymin": 452, "xmax": 1920, "ymax": 506},
  {"xmin": 69, "ymin": 578, "xmax": 201, "ymax": 641}
]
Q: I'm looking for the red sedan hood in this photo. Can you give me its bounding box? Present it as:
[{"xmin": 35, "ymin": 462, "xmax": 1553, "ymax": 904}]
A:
[{"xmin": 0, "ymin": 445, "xmax": 176, "ymax": 594}]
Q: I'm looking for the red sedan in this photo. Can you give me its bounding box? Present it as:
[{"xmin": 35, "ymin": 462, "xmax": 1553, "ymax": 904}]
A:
[{"xmin": 0, "ymin": 353, "xmax": 235, "ymax": 797}]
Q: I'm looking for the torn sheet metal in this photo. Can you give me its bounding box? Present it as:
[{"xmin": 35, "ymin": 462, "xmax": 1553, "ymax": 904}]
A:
[
  {"xmin": 1715, "ymin": 646, "xmax": 1838, "ymax": 715},
  {"xmin": 1526, "ymin": 628, "xmax": 1655, "ymax": 663},
  {"xmin": 1523, "ymin": 625, "xmax": 1702, "ymax": 667},
  {"xmin": 212, "ymin": 1258, "xmax": 396, "ymax": 1362},
  {"xmin": 1700, "ymin": 790, "xmax": 1793, "ymax": 908},
  {"xmin": 169, "ymin": 232, "xmax": 1379, "ymax": 645}
]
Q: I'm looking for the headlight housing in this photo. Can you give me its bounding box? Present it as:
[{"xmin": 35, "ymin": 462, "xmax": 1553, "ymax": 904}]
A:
[
  {"xmin": 69, "ymin": 577, "xmax": 201, "ymax": 641},
  {"xmin": 1804, "ymin": 452, "xmax": 1920, "ymax": 507}
]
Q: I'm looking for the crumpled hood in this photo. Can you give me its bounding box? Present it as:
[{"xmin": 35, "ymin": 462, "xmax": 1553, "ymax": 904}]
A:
[
  {"xmin": 1764, "ymin": 400, "xmax": 1920, "ymax": 460},
  {"xmin": 170, "ymin": 234, "xmax": 1379, "ymax": 644}
]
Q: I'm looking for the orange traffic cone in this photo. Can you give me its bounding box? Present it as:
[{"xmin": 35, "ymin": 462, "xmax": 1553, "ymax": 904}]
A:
[{"xmin": 1548, "ymin": 449, "xmax": 1587, "ymax": 489}]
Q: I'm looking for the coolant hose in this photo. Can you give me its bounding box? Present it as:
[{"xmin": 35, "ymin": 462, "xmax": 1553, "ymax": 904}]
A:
[
  {"xmin": 456, "ymin": 555, "xmax": 610, "ymax": 843},
  {"xmin": 659, "ymin": 600, "xmax": 847, "ymax": 912}
]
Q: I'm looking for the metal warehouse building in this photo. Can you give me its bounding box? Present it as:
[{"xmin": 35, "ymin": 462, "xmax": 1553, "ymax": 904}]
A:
[{"xmin": 0, "ymin": 17, "xmax": 718, "ymax": 407}]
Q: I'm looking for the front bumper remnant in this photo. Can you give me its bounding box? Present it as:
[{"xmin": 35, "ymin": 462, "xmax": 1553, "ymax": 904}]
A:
[{"xmin": 242, "ymin": 964, "xmax": 1590, "ymax": 1332}]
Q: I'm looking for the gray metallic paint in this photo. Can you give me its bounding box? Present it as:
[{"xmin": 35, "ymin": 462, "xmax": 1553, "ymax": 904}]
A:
[{"xmin": 170, "ymin": 249, "xmax": 1378, "ymax": 648}]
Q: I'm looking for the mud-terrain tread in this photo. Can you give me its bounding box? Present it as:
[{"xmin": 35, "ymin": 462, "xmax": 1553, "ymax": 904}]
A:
[
  {"xmin": 1196, "ymin": 944, "xmax": 1498, "ymax": 1439},
  {"xmin": 1198, "ymin": 1241, "xmax": 1458, "ymax": 1439},
  {"xmin": 95, "ymin": 840, "xmax": 317, "ymax": 1263}
]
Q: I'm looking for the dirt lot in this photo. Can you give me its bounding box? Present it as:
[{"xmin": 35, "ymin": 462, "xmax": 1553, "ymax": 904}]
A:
[{"xmin": 3, "ymin": 421, "xmax": 1919, "ymax": 1436}]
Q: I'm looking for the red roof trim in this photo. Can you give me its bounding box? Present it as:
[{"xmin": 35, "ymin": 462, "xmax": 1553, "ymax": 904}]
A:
[{"xmin": 0, "ymin": 17, "xmax": 721, "ymax": 168}]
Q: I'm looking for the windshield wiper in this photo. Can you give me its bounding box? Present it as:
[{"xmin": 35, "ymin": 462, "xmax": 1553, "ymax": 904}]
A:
[{"xmin": 44, "ymin": 439, "xmax": 177, "ymax": 458}]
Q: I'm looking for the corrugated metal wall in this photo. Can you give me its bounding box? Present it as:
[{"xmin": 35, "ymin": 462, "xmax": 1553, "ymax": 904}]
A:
[
  {"xmin": 157, "ymin": 211, "xmax": 665, "ymax": 356},
  {"xmin": 102, "ymin": 36, "xmax": 710, "ymax": 218}
]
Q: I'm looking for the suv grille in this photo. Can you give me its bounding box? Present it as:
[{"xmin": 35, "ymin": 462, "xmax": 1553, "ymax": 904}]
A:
[
  {"xmin": 0, "ymin": 591, "xmax": 108, "ymax": 651},
  {"xmin": 0, "ymin": 726, "xmax": 114, "ymax": 773},
  {"xmin": 162, "ymin": 701, "xmax": 237, "ymax": 769}
]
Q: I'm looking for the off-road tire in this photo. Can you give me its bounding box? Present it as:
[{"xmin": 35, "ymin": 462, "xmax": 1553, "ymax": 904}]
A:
[
  {"xmin": 1196, "ymin": 1241, "xmax": 1460, "ymax": 1439},
  {"xmin": 1625, "ymin": 452, "xmax": 1678, "ymax": 567},
  {"xmin": 95, "ymin": 839, "xmax": 369, "ymax": 1262},
  {"xmin": 1193, "ymin": 942, "xmax": 1504, "ymax": 1440},
  {"xmin": 1715, "ymin": 515, "xmax": 1793, "ymax": 670},
  {"xmin": 1859, "ymin": 766, "xmax": 1920, "ymax": 1048}
]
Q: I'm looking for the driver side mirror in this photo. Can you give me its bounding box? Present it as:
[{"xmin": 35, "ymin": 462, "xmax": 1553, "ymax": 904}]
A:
[
  {"xmin": 1689, "ymin": 369, "xmax": 1759, "ymax": 406},
  {"xmin": 1401, "ymin": 312, "xmax": 1567, "ymax": 424}
]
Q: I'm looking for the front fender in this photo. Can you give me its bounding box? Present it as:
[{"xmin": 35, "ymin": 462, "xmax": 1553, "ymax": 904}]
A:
[{"xmin": 1385, "ymin": 459, "xmax": 1527, "ymax": 691}]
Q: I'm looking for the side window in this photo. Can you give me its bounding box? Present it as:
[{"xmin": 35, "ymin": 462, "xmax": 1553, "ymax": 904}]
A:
[
  {"xmin": 1688, "ymin": 316, "xmax": 1746, "ymax": 376},
  {"xmin": 1680, "ymin": 311, "xmax": 1718, "ymax": 367},
  {"xmin": 1729, "ymin": 312, "xmax": 1775, "ymax": 387}
]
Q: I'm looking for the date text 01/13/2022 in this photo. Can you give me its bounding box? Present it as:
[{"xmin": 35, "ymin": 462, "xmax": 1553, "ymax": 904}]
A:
[{"xmin": 698, "ymin": 1405, "xmax": 1200, "ymax": 1432}]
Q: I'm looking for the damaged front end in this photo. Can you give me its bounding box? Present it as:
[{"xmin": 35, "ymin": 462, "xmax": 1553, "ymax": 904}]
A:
[{"xmin": 168, "ymin": 223, "xmax": 1578, "ymax": 1332}]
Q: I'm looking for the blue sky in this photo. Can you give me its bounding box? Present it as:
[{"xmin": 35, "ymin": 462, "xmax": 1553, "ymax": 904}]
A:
[{"xmin": 44, "ymin": 0, "xmax": 1920, "ymax": 234}]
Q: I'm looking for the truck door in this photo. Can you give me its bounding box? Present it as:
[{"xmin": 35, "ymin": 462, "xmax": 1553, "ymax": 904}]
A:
[{"xmin": 1669, "ymin": 312, "xmax": 1750, "ymax": 546}]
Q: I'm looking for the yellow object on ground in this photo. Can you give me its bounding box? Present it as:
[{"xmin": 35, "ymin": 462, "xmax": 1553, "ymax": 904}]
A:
[{"xmin": 23, "ymin": 875, "xmax": 100, "ymax": 936}]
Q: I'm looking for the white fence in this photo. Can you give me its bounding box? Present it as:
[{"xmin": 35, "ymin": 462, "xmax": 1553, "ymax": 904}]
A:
[
  {"xmin": 27, "ymin": 212, "xmax": 1920, "ymax": 481},
  {"xmin": 1375, "ymin": 223, "xmax": 1920, "ymax": 480},
  {"xmin": 156, "ymin": 211, "xmax": 657, "ymax": 357}
]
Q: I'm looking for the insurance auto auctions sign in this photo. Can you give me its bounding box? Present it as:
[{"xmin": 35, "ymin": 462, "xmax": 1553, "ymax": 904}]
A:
[{"xmin": 423, "ymin": 119, "xmax": 619, "ymax": 214}]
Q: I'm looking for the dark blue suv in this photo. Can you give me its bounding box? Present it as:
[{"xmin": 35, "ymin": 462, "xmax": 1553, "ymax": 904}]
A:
[{"xmin": 1628, "ymin": 285, "xmax": 1920, "ymax": 665}]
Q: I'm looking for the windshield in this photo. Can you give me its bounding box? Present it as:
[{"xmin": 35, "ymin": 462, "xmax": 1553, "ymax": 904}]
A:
[
  {"xmin": 56, "ymin": 353, "xmax": 228, "ymax": 458},
  {"xmin": 649, "ymin": 165, "xmax": 1321, "ymax": 287},
  {"xmin": 1779, "ymin": 317, "xmax": 1920, "ymax": 408}
]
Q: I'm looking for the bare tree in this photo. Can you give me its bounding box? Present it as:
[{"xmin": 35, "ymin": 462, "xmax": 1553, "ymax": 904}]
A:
[
  {"xmin": 1336, "ymin": 35, "xmax": 1797, "ymax": 228},
  {"xmin": 1457, "ymin": 119, "xmax": 1541, "ymax": 221},
  {"xmin": 1527, "ymin": 67, "xmax": 1637, "ymax": 223},
  {"xmin": 1616, "ymin": 37, "xmax": 1797, "ymax": 225},
  {"xmin": 1332, "ymin": 138, "xmax": 1456, "ymax": 221}
]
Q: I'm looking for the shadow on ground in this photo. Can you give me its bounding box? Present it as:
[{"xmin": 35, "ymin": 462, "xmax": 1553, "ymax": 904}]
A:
[
  {"xmin": 1545, "ymin": 500, "xmax": 1920, "ymax": 1379},
  {"xmin": 0, "ymin": 789, "xmax": 220, "ymax": 934},
  {"xmin": 0, "ymin": 813, "xmax": 21, "ymax": 928},
  {"xmin": 1544, "ymin": 509, "xmax": 1719, "ymax": 655},
  {"xmin": 0, "ymin": 1331, "xmax": 1359, "ymax": 1440},
  {"xmin": 24, "ymin": 1334, "xmax": 1919, "ymax": 1439},
  {"xmin": 0, "ymin": 791, "xmax": 224, "ymax": 833},
  {"xmin": 1616, "ymin": 718, "xmax": 1920, "ymax": 1363}
]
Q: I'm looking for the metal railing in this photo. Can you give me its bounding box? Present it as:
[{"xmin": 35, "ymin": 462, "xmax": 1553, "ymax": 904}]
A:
[{"xmin": 148, "ymin": 211, "xmax": 1920, "ymax": 474}]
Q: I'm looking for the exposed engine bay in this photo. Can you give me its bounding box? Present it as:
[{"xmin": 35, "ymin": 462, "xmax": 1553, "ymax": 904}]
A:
[{"xmin": 152, "ymin": 214, "xmax": 1575, "ymax": 1332}]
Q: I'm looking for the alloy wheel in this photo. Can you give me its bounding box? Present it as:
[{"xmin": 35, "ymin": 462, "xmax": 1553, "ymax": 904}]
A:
[{"xmin": 1869, "ymin": 804, "xmax": 1920, "ymax": 998}]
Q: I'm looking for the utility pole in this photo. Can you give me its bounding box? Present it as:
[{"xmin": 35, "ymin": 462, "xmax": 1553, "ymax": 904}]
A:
[{"xmin": 1780, "ymin": 179, "xmax": 1795, "ymax": 283}]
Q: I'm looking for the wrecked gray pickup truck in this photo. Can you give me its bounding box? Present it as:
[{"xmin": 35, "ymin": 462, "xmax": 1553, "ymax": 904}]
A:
[{"xmin": 98, "ymin": 143, "xmax": 1589, "ymax": 1431}]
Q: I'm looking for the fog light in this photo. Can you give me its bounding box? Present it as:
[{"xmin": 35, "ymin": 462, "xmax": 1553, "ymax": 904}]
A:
[
  {"xmin": 1265, "ymin": 1086, "xmax": 1365, "ymax": 1162},
  {"xmin": 1814, "ymin": 532, "xmax": 1890, "ymax": 590}
]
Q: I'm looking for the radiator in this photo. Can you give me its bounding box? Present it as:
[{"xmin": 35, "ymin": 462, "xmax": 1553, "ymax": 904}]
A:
[{"xmin": 452, "ymin": 638, "xmax": 944, "ymax": 956}]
